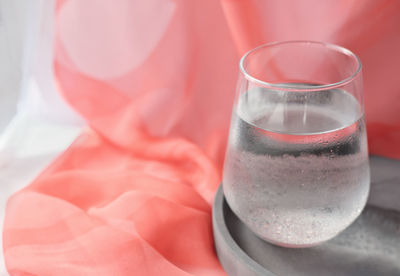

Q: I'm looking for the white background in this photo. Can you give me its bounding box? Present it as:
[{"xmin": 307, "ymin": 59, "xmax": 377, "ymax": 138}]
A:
[{"xmin": 0, "ymin": 1, "xmax": 83, "ymax": 273}]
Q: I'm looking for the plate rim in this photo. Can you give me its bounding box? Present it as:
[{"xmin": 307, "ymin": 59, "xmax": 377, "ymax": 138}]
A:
[{"xmin": 212, "ymin": 185, "xmax": 275, "ymax": 276}]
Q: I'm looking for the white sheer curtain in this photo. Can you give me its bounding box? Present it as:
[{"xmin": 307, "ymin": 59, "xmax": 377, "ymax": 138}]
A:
[{"xmin": 0, "ymin": 1, "xmax": 83, "ymax": 274}]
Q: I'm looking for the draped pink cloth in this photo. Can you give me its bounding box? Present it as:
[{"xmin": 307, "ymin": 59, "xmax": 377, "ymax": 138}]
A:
[{"xmin": 3, "ymin": 0, "xmax": 400, "ymax": 275}]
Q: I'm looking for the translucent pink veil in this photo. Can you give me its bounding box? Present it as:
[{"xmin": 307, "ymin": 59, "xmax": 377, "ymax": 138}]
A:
[{"xmin": 3, "ymin": 0, "xmax": 400, "ymax": 275}]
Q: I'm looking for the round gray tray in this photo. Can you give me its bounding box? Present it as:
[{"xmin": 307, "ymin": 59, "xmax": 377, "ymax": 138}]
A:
[{"xmin": 213, "ymin": 156, "xmax": 400, "ymax": 276}]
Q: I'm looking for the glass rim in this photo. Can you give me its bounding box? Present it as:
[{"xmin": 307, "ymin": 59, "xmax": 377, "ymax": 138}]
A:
[{"xmin": 239, "ymin": 40, "xmax": 362, "ymax": 92}]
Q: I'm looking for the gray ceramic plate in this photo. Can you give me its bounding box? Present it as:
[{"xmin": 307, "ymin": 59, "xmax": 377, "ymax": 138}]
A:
[{"xmin": 213, "ymin": 156, "xmax": 400, "ymax": 276}]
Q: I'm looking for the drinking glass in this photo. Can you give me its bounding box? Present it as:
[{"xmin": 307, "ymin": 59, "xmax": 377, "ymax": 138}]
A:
[{"xmin": 223, "ymin": 41, "xmax": 370, "ymax": 248}]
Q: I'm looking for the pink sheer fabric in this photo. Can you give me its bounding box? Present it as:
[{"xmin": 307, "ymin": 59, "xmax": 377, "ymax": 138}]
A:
[{"xmin": 3, "ymin": 0, "xmax": 400, "ymax": 275}]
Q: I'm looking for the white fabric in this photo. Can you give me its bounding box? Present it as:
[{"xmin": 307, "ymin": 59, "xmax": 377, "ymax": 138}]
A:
[{"xmin": 0, "ymin": 1, "xmax": 84, "ymax": 274}]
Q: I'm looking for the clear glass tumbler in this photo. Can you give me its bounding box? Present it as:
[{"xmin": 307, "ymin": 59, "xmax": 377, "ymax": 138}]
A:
[{"xmin": 223, "ymin": 41, "xmax": 370, "ymax": 248}]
